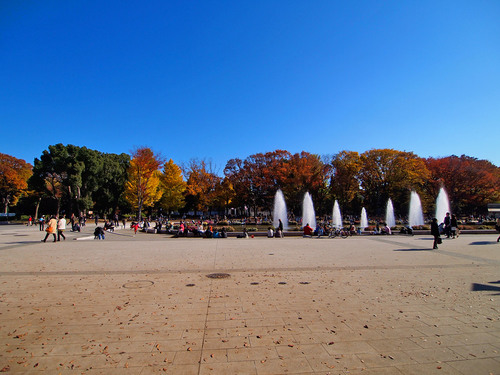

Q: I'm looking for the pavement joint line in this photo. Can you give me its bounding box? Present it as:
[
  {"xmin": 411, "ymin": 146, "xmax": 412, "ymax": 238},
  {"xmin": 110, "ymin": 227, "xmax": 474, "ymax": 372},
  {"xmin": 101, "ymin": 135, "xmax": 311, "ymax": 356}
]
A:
[
  {"xmin": 0, "ymin": 263, "xmax": 491, "ymax": 277},
  {"xmin": 197, "ymin": 240, "xmax": 220, "ymax": 375}
]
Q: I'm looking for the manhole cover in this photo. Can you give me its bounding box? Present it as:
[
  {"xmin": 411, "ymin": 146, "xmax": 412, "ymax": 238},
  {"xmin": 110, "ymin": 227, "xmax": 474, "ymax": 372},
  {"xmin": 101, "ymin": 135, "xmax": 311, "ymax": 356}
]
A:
[
  {"xmin": 206, "ymin": 273, "xmax": 231, "ymax": 279},
  {"xmin": 278, "ymin": 282, "xmax": 287, "ymax": 285},
  {"xmin": 186, "ymin": 284, "xmax": 195, "ymax": 287},
  {"xmin": 122, "ymin": 280, "xmax": 154, "ymax": 289}
]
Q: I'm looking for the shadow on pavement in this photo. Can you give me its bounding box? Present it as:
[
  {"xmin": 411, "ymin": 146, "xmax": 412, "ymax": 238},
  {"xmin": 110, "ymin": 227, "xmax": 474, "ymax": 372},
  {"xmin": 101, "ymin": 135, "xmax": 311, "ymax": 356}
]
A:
[
  {"xmin": 394, "ymin": 248, "xmax": 432, "ymax": 251},
  {"xmin": 471, "ymin": 281, "xmax": 500, "ymax": 295},
  {"xmin": 469, "ymin": 241, "xmax": 498, "ymax": 245}
]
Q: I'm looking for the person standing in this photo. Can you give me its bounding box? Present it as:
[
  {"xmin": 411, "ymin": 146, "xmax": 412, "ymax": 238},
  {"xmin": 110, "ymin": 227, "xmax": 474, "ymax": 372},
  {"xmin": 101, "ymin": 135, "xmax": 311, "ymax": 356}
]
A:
[
  {"xmin": 431, "ymin": 218, "xmax": 441, "ymax": 249},
  {"xmin": 277, "ymin": 219, "xmax": 284, "ymax": 238},
  {"xmin": 57, "ymin": 216, "xmax": 66, "ymax": 241},
  {"xmin": 496, "ymin": 217, "xmax": 500, "ymax": 243},
  {"xmin": 42, "ymin": 216, "xmax": 58, "ymax": 242},
  {"xmin": 444, "ymin": 212, "xmax": 451, "ymax": 238},
  {"xmin": 450, "ymin": 214, "xmax": 458, "ymax": 238}
]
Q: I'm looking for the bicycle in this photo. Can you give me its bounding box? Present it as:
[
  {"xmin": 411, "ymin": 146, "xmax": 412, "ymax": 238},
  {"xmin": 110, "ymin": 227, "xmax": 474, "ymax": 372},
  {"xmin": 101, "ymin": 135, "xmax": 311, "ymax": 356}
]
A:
[{"xmin": 328, "ymin": 227, "xmax": 349, "ymax": 239}]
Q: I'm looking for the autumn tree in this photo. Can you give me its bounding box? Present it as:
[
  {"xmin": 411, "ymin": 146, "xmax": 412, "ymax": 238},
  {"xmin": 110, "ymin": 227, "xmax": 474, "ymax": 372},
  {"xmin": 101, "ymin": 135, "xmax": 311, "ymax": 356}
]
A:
[
  {"xmin": 123, "ymin": 147, "xmax": 164, "ymax": 219},
  {"xmin": 0, "ymin": 153, "xmax": 32, "ymax": 213},
  {"xmin": 184, "ymin": 160, "xmax": 221, "ymax": 213},
  {"xmin": 329, "ymin": 151, "xmax": 362, "ymax": 215},
  {"xmin": 224, "ymin": 150, "xmax": 292, "ymax": 216},
  {"xmin": 425, "ymin": 155, "xmax": 500, "ymax": 215},
  {"xmin": 358, "ymin": 149, "xmax": 430, "ymax": 216},
  {"xmin": 160, "ymin": 159, "xmax": 186, "ymax": 216},
  {"xmin": 280, "ymin": 152, "xmax": 330, "ymax": 215},
  {"xmin": 213, "ymin": 177, "xmax": 235, "ymax": 215}
]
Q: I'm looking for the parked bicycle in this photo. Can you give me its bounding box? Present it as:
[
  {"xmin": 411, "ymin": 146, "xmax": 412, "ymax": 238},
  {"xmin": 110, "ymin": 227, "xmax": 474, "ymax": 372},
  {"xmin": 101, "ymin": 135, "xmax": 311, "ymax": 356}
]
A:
[{"xmin": 328, "ymin": 227, "xmax": 350, "ymax": 239}]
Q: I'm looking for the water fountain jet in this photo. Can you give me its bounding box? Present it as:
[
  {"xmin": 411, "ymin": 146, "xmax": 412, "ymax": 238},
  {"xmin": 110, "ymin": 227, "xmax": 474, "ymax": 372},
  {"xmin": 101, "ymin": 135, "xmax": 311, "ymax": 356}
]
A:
[
  {"xmin": 409, "ymin": 191, "xmax": 424, "ymax": 227},
  {"xmin": 273, "ymin": 189, "xmax": 288, "ymax": 229},
  {"xmin": 386, "ymin": 199, "xmax": 396, "ymax": 228},
  {"xmin": 360, "ymin": 207, "xmax": 368, "ymax": 230},
  {"xmin": 332, "ymin": 200, "xmax": 342, "ymax": 228},
  {"xmin": 302, "ymin": 192, "xmax": 316, "ymax": 229},
  {"xmin": 435, "ymin": 187, "xmax": 451, "ymax": 224}
]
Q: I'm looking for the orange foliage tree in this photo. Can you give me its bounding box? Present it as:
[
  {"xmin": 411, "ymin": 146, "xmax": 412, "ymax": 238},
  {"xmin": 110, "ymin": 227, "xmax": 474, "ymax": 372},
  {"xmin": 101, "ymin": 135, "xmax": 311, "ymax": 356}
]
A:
[
  {"xmin": 425, "ymin": 155, "xmax": 500, "ymax": 215},
  {"xmin": 123, "ymin": 147, "xmax": 164, "ymax": 219},
  {"xmin": 224, "ymin": 150, "xmax": 292, "ymax": 216},
  {"xmin": 0, "ymin": 153, "xmax": 32, "ymax": 213},
  {"xmin": 225, "ymin": 150, "xmax": 329, "ymax": 216},
  {"xmin": 184, "ymin": 160, "xmax": 221, "ymax": 213},
  {"xmin": 280, "ymin": 152, "xmax": 330, "ymax": 215}
]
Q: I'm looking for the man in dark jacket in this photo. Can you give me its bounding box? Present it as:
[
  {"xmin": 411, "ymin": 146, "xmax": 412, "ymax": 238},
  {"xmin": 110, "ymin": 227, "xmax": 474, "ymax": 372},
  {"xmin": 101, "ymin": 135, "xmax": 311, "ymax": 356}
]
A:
[{"xmin": 431, "ymin": 218, "xmax": 440, "ymax": 249}]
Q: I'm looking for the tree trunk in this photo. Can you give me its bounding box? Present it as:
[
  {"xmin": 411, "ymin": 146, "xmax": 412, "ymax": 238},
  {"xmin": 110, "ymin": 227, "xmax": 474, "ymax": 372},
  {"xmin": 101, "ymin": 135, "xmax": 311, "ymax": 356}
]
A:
[
  {"xmin": 34, "ymin": 197, "xmax": 41, "ymax": 220},
  {"xmin": 2, "ymin": 197, "xmax": 8, "ymax": 214},
  {"xmin": 56, "ymin": 198, "xmax": 61, "ymax": 218}
]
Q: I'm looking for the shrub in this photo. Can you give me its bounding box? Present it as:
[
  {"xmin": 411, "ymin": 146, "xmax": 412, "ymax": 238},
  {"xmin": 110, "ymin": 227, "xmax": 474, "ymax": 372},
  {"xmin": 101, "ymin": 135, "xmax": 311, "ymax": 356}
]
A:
[{"xmin": 215, "ymin": 226, "xmax": 234, "ymax": 232}]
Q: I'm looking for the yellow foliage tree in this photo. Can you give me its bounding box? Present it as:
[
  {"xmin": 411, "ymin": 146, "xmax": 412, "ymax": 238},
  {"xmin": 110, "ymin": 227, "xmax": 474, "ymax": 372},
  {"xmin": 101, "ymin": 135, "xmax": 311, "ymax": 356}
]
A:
[
  {"xmin": 123, "ymin": 147, "xmax": 164, "ymax": 219},
  {"xmin": 160, "ymin": 159, "xmax": 186, "ymax": 215}
]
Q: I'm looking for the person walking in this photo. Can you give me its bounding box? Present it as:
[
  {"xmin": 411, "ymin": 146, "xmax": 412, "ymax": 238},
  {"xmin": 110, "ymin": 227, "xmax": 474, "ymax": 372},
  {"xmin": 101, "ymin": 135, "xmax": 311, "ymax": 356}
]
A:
[
  {"xmin": 42, "ymin": 216, "xmax": 58, "ymax": 242},
  {"xmin": 496, "ymin": 217, "xmax": 500, "ymax": 243},
  {"xmin": 39, "ymin": 217, "xmax": 45, "ymax": 231},
  {"xmin": 431, "ymin": 218, "xmax": 441, "ymax": 249},
  {"xmin": 57, "ymin": 216, "xmax": 66, "ymax": 241}
]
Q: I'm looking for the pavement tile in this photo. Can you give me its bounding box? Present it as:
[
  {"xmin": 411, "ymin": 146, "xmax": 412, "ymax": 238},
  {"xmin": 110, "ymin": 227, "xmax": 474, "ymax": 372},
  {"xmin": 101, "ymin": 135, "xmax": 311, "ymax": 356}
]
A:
[
  {"xmin": 366, "ymin": 338, "xmax": 423, "ymax": 352},
  {"xmin": 306, "ymin": 353, "xmax": 365, "ymax": 372},
  {"xmin": 254, "ymin": 356, "xmax": 313, "ymax": 374},
  {"xmin": 447, "ymin": 358, "xmax": 500, "ymax": 374},
  {"xmin": 199, "ymin": 360, "xmax": 257, "ymax": 374},
  {"xmin": 395, "ymin": 362, "xmax": 458, "ymax": 374},
  {"xmin": 226, "ymin": 347, "xmax": 278, "ymax": 362},
  {"xmin": 323, "ymin": 340, "xmax": 379, "ymax": 355},
  {"xmin": 404, "ymin": 347, "xmax": 465, "ymax": 363},
  {"xmin": 275, "ymin": 343, "xmax": 329, "ymax": 357},
  {"xmin": 347, "ymin": 366, "xmax": 404, "ymax": 375},
  {"xmin": 449, "ymin": 343, "xmax": 500, "ymax": 359},
  {"xmin": 355, "ymin": 351, "xmax": 418, "ymax": 367}
]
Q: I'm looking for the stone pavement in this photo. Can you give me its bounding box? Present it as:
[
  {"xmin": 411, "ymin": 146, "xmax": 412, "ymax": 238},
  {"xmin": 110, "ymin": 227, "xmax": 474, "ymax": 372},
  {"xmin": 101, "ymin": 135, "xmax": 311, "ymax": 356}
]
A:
[{"xmin": 0, "ymin": 224, "xmax": 499, "ymax": 374}]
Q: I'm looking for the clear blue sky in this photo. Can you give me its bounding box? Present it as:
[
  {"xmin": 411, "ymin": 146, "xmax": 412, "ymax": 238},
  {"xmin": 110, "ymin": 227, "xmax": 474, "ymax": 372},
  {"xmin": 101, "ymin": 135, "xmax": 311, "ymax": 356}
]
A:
[{"xmin": 1, "ymin": 0, "xmax": 499, "ymax": 171}]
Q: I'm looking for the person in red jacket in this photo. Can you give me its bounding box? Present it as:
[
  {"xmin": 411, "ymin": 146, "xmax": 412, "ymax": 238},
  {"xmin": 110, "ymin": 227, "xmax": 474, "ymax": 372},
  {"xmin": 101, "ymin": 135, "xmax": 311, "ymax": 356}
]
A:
[{"xmin": 303, "ymin": 223, "xmax": 313, "ymax": 237}]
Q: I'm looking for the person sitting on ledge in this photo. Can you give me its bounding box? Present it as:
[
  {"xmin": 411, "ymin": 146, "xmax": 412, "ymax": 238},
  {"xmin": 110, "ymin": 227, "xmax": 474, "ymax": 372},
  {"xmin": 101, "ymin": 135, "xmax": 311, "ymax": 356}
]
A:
[
  {"xmin": 303, "ymin": 223, "xmax": 313, "ymax": 237},
  {"xmin": 267, "ymin": 227, "xmax": 274, "ymax": 238},
  {"xmin": 381, "ymin": 223, "xmax": 391, "ymax": 235},
  {"xmin": 103, "ymin": 220, "xmax": 114, "ymax": 232}
]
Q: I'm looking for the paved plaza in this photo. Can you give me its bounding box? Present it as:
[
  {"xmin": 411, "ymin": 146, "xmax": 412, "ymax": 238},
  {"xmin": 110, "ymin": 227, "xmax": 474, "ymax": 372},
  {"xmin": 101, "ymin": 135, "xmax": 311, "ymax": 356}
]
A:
[{"xmin": 0, "ymin": 224, "xmax": 499, "ymax": 374}]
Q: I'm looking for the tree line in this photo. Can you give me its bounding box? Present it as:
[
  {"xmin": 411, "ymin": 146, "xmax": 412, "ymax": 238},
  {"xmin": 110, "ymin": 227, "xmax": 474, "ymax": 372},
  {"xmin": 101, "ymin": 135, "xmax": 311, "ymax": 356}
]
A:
[{"xmin": 1, "ymin": 145, "xmax": 499, "ymax": 219}]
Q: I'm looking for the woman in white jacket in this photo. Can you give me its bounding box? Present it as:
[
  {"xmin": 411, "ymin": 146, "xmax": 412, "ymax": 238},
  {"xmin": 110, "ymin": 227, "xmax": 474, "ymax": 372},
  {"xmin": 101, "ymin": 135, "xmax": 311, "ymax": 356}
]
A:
[{"xmin": 57, "ymin": 216, "xmax": 67, "ymax": 241}]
